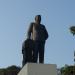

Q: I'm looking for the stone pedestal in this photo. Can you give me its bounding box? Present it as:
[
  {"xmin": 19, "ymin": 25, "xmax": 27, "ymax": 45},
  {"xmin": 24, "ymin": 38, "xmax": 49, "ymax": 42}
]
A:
[{"xmin": 18, "ymin": 63, "xmax": 57, "ymax": 75}]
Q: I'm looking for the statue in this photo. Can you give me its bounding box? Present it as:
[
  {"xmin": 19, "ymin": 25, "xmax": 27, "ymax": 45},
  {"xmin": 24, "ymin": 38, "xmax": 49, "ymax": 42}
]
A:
[
  {"xmin": 22, "ymin": 15, "xmax": 49, "ymax": 66},
  {"xmin": 27, "ymin": 15, "xmax": 49, "ymax": 63}
]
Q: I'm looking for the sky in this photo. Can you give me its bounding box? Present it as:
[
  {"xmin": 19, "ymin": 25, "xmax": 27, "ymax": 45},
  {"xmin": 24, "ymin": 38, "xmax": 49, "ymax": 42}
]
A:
[{"xmin": 0, "ymin": 0, "xmax": 75, "ymax": 68}]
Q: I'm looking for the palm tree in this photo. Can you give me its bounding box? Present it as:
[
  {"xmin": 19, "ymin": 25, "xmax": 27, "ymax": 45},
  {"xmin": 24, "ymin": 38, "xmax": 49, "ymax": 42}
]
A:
[
  {"xmin": 70, "ymin": 26, "xmax": 75, "ymax": 36},
  {"xmin": 69, "ymin": 26, "xmax": 75, "ymax": 75}
]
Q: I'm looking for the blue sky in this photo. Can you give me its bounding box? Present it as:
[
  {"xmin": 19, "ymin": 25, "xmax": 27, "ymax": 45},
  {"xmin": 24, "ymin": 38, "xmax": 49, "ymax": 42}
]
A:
[{"xmin": 0, "ymin": 0, "xmax": 75, "ymax": 68}]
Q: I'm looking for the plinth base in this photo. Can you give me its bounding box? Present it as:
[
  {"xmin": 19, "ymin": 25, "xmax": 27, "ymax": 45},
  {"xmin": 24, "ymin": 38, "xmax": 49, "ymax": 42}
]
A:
[{"xmin": 18, "ymin": 63, "xmax": 57, "ymax": 75}]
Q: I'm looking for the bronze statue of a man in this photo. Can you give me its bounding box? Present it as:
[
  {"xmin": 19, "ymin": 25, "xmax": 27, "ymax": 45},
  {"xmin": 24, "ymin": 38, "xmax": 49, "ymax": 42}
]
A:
[{"xmin": 27, "ymin": 15, "xmax": 49, "ymax": 63}]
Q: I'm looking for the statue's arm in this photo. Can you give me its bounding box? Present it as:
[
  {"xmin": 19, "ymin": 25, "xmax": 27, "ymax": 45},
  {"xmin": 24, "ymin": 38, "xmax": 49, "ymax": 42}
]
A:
[
  {"xmin": 27, "ymin": 23, "xmax": 33, "ymax": 39},
  {"xmin": 43, "ymin": 25, "xmax": 49, "ymax": 40}
]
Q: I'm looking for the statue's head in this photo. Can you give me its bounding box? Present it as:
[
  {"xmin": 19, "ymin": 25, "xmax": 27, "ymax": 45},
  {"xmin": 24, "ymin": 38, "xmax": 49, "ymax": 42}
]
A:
[{"xmin": 35, "ymin": 15, "xmax": 41, "ymax": 24}]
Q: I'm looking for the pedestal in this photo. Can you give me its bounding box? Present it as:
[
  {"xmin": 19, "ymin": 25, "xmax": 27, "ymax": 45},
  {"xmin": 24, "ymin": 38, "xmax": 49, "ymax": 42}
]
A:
[{"xmin": 18, "ymin": 63, "xmax": 57, "ymax": 75}]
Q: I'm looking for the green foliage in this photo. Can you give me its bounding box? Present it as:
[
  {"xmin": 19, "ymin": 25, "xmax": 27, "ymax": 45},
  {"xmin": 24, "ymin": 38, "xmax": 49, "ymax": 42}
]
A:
[
  {"xmin": 70, "ymin": 26, "xmax": 75, "ymax": 35},
  {"xmin": 0, "ymin": 65, "xmax": 21, "ymax": 75},
  {"xmin": 61, "ymin": 65, "xmax": 75, "ymax": 75},
  {"xmin": 6, "ymin": 65, "xmax": 21, "ymax": 71}
]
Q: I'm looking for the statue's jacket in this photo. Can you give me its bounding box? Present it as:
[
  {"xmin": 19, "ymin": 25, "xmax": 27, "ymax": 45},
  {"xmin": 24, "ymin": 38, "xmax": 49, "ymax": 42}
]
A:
[{"xmin": 27, "ymin": 22, "xmax": 48, "ymax": 42}]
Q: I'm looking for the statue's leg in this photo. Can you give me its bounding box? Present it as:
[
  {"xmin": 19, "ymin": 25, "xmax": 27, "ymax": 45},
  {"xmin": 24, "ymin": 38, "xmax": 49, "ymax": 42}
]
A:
[
  {"xmin": 33, "ymin": 41, "xmax": 39, "ymax": 63},
  {"xmin": 39, "ymin": 42, "xmax": 45, "ymax": 63}
]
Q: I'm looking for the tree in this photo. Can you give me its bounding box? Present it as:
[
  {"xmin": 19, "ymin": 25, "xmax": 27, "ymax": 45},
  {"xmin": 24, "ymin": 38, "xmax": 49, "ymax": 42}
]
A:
[
  {"xmin": 61, "ymin": 65, "xmax": 75, "ymax": 75},
  {"xmin": 70, "ymin": 26, "xmax": 75, "ymax": 35},
  {"xmin": 0, "ymin": 65, "xmax": 21, "ymax": 75}
]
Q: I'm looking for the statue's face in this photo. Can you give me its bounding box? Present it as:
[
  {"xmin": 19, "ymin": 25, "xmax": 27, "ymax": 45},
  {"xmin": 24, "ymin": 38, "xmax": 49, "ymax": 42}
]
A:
[{"xmin": 35, "ymin": 15, "xmax": 41, "ymax": 24}]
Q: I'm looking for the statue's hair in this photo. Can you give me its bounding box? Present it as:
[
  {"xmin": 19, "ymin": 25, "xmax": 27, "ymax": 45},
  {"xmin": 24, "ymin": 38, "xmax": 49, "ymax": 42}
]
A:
[{"xmin": 35, "ymin": 15, "xmax": 41, "ymax": 20}]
